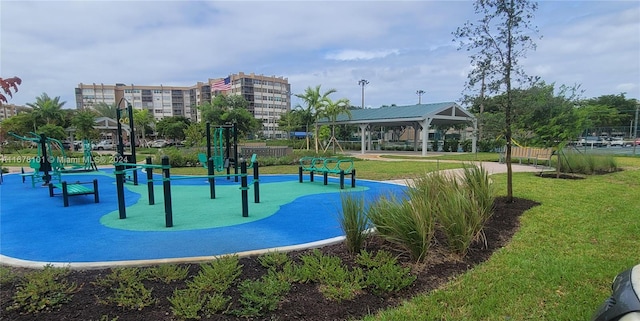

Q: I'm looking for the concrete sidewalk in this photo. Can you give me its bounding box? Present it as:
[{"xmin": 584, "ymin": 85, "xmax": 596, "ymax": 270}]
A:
[{"xmin": 346, "ymin": 151, "xmax": 553, "ymax": 185}]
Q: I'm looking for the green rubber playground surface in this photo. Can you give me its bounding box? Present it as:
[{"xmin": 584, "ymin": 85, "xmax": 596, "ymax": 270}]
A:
[{"xmin": 101, "ymin": 180, "xmax": 369, "ymax": 231}]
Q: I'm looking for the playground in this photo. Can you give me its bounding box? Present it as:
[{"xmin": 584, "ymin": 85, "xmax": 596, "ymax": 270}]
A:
[{"xmin": 0, "ymin": 163, "xmax": 405, "ymax": 267}]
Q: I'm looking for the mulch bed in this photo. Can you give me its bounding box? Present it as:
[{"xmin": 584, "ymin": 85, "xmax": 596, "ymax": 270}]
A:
[{"xmin": 0, "ymin": 196, "xmax": 539, "ymax": 321}]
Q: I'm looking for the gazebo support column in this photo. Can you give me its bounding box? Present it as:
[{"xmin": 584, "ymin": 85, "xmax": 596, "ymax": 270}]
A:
[
  {"xmin": 421, "ymin": 118, "xmax": 431, "ymax": 156},
  {"xmin": 472, "ymin": 118, "xmax": 478, "ymax": 153},
  {"xmin": 359, "ymin": 124, "xmax": 368, "ymax": 154},
  {"xmin": 413, "ymin": 122, "xmax": 419, "ymax": 152}
]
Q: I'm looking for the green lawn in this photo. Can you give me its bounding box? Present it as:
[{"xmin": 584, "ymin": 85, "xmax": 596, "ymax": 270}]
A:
[{"xmin": 364, "ymin": 159, "xmax": 640, "ymax": 321}]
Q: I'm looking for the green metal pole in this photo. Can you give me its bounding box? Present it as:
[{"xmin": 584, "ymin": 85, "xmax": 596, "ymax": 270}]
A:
[
  {"xmin": 146, "ymin": 157, "xmax": 154, "ymax": 205},
  {"xmin": 241, "ymin": 158, "xmax": 248, "ymax": 217},
  {"xmin": 115, "ymin": 162, "xmax": 126, "ymax": 219},
  {"xmin": 253, "ymin": 161, "xmax": 259, "ymax": 203},
  {"xmin": 162, "ymin": 156, "xmax": 173, "ymax": 227}
]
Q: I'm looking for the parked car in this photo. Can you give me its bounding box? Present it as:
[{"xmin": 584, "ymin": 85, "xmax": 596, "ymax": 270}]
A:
[
  {"xmin": 150, "ymin": 139, "xmax": 168, "ymax": 148},
  {"xmin": 607, "ymin": 137, "xmax": 625, "ymax": 147},
  {"xmin": 123, "ymin": 140, "xmax": 140, "ymax": 147},
  {"xmin": 92, "ymin": 140, "xmax": 114, "ymax": 150},
  {"xmin": 591, "ymin": 264, "xmax": 640, "ymax": 321},
  {"xmin": 167, "ymin": 140, "xmax": 185, "ymax": 148},
  {"xmin": 61, "ymin": 140, "xmax": 72, "ymax": 150},
  {"xmin": 579, "ymin": 136, "xmax": 606, "ymax": 147}
]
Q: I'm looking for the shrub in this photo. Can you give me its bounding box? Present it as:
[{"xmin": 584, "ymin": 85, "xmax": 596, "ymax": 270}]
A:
[
  {"xmin": 156, "ymin": 147, "xmax": 200, "ymax": 167},
  {"xmin": 364, "ymin": 262, "xmax": 416, "ymax": 296},
  {"xmin": 0, "ymin": 266, "xmax": 19, "ymax": 285},
  {"xmin": 93, "ymin": 267, "xmax": 156, "ymax": 310},
  {"xmin": 338, "ymin": 192, "xmax": 369, "ymax": 253},
  {"xmin": 356, "ymin": 250, "xmax": 415, "ymax": 296},
  {"xmin": 257, "ymin": 251, "xmax": 291, "ymax": 271},
  {"xmin": 168, "ymin": 288, "xmax": 206, "ymax": 320},
  {"xmin": 9, "ymin": 265, "xmax": 77, "ymax": 313},
  {"xmin": 189, "ymin": 256, "xmax": 242, "ymax": 294},
  {"xmin": 146, "ymin": 264, "xmax": 189, "ymax": 284},
  {"xmin": 296, "ymin": 249, "xmax": 344, "ymax": 283},
  {"xmin": 355, "ymin": 249, "xmax": 397, "ymax": 269},
  {"xmin": 233, "ymin": 271, "xmax": 290, "ymax": 317},
  {"xmin": 318, "ymin": 267, "xmax": 364, "ymax": 302}
]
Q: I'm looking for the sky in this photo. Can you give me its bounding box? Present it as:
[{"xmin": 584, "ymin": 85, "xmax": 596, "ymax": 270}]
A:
[{"xmin": 1, "ymin": 0, "xmax": 639, "ymax": 110}]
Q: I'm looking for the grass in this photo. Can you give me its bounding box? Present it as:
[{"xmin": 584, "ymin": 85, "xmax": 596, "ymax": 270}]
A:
[
  {"xmin": 364, "ymin": 160, "xmax": 640, "ymax": 320},
  {"xmin": 379, "ymin": 152, "xmax": 499, "ymax": 162}
]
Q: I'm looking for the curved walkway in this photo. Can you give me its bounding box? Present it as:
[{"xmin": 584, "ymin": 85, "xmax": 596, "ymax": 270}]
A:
[{"xmin": 347, "ymin": 151, "xmax": 552, "ymax": 185}]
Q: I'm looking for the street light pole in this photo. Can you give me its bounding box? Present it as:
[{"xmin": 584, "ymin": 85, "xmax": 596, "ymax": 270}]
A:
[
  {"xmin": 358, "ymin": 79, "xmax": 369, "ymax": 109},
  {"xmin": 416, "ymin": 90, "xmax": 425, "ymax": 104},
  {"xmin": 633, "ymin": 101, "xmax": 639, "ymax": 155}
]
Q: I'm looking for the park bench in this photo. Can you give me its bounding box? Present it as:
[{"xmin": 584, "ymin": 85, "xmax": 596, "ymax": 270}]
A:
[
  {"xmin": 48, "ymin": 179, "xmax": 100, "ymax": 207},
  {"xmin": 298, "ymin": 157, "xmax": 356, "ymax": 189},
  {"xmin": 530, "ymin": 147, "xmax": 554, "ymax": 167},
  {"xmin": 498, "ymin": 146, "xmax": 553, "ymax": 167}
]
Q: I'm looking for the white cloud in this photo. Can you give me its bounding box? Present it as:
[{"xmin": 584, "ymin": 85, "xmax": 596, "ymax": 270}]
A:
[
  {"xmin": 325, "ymin": 49, "xmax": 400, "ymax": 61},
  {"xmin": 0, "ymin": 1, "xmax": 638, "ymax": 109}
]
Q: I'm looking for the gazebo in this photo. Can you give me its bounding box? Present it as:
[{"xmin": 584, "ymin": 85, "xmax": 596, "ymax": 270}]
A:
[{"xmin": 321, "ymin": 102, "xmax": 477, "ymax": 156}]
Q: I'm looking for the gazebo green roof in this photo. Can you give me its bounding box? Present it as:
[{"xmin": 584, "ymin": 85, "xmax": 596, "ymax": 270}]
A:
[{"xmin": 320, "ymin": 102, "xmax": 475, "ymax": 127}]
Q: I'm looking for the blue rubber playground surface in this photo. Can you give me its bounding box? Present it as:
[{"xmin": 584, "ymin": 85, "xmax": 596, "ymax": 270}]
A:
[{"xmin": 0, "ymin": 169, "xmax": 404, "ymax": 267}]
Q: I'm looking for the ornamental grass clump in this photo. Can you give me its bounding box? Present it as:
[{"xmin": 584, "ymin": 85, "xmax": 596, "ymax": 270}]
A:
[
  {"xmin": 366, "ymin": 191, "xmax": 436, "ymax": 262},
  {"xmin": 432, "ymin": 165, "xmax": 495, "ymax": 257},
  {"xmin": 338, "ymin": 192, "xmax": 369, "ymax": 253},
  {"xmin": 367, "ymin": 165, "xmax": 495, "ymax": 260},
  {"xmin": 559, "ymin": 151, "xmax": 618, "ymax": 174}
]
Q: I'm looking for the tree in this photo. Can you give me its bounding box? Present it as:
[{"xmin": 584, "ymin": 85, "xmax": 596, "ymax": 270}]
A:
[
  {"xmin": 199, "ymin": 95, "xmax": 260, "ymax": 139},
  {"xmin": 37, "ymin": 124, "xmax": 67, "ymax": 141},
  {"xmin": 516, "ymin": 83, "xmax": 586, "ymax": 177},
  {"xmin": 92, "ymin": 102, "xmax": 118, "ymax": 119},
  {"xmin": 156, "ymin": 116, "xmax": 190, "ymax": 141},
  {"xmin": 1, "ymin": 77, "xmax": 22, "ymax": 127},
  {"xmin": 133, "ymin": 109, "xmax": 155, "ymax": 146},
  {"xmin": 71, "ymin": 109, "xmax": 99, "ymax": 141},
  {"xmin": 183, "ymin": 122, "xmax": 205, "ymax": 148},
  {"xmin": 295, "ymin": 85, "xmax": 337, "ymax": 152},
  {"xmin": 199, "ymin": 101, "xmax": 224, "ymax": 125},
  {"xmin": 453, "ymin": 0, "xmax": 539, "ymax": 202},
  {"xmin": 27, "ymin": 93, "xmax": 67, "ymax": 127},
  {"xmin": 320, "ymin": 97, "xmax": 351, "ymax": 152},
  {"xmin": 583, "ymin": 93, "xmax": 637, "ymax": 130},
  {"xmin": 221, "ymin": 107, "xmax": 260, "ymax": 139},
  {"xmin": 278, "ymin": 111, "xmax": 300, "ymax": 142},
  {"xmin": 0, "ymin": 76, "xmax": 22, "ymax": 105}
]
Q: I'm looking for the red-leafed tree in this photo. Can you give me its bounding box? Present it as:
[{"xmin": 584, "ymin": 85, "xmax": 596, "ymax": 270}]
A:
[{"xmin": 0, "ymin": 76, "xmax": 22, "ymax": 105}]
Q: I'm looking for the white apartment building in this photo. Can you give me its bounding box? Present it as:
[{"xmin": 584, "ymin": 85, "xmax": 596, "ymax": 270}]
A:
[{"xmin": 76, "ymin": 72, "xmax": 291, "ymax": 138}]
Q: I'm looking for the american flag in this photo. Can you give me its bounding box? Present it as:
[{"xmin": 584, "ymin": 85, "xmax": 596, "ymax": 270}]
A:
[{"xmin": 211, "ymin": 76, "xmax": 231, "ymax": 92}]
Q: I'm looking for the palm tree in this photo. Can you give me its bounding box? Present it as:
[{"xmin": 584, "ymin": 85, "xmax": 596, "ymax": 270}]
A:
[
  {"xmin": 27, "ymin": 93, "xmax": 66, "ymax": 128},
  {"xmin": 295, "ymin": 85, "xmax": 336, "ymax": 152},
  {"xmin": 71, "ymin": 109, "xmax": 99, "ymax": 141},
  {"xmin": 133, "ymin": 109, "xmax": 155, "ymax": 147},
  {"xmin": 321, "ymin": 97, "xmax": 351, "ymax": 153},
  {"xmin": 92, "ymin": 102, "xmax": 118, "ymax": 119}
]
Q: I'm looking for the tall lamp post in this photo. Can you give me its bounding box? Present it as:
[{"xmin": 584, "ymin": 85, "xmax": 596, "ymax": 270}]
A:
[
  {"xmin": 633, "ymin": 101, "xmax": 639, "ymax": 155},
  {"xmin": 416, "ymin": 90, "xmax": 425, "ymax": 104},
  {"xmin": 358, "ymin": 79, "xmax": 369, "ymax": 109}
]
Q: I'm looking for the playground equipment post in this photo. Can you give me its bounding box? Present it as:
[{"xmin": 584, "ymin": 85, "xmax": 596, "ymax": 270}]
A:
[{"xmin": 162, "ymin": 156, "xmax": 173, "ymax": 227}]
